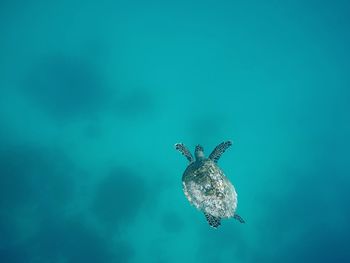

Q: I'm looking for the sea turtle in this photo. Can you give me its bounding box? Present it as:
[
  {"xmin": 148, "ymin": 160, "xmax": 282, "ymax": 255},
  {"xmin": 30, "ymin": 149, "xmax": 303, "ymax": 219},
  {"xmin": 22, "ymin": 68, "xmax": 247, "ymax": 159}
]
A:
[{"xmin": 175, "ymin": 141, "xmax": 245, "ymax": 228}]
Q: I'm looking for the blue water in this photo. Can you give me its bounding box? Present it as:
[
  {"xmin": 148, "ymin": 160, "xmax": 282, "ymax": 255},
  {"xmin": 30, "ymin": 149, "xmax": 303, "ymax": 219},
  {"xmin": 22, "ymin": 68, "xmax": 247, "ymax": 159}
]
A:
[{"xmin": 1, "ymin": 1, "xmax": 350, "ymax": 262}]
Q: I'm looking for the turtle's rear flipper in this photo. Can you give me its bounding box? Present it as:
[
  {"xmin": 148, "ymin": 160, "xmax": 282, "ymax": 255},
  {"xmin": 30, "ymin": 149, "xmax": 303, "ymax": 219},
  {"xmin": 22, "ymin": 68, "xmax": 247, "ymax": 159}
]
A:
[
  {"xmin": 234, "ymin": 213, "xmax": 245, "ymax": 223},
  {"xmin": 204, "ymin": 213, "xmax": 221, "ymax": 228}
]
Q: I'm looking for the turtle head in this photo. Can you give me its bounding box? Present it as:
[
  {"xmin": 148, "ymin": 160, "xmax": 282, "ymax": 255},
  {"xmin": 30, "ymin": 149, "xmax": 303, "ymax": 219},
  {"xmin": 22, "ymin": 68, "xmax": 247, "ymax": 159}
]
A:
[{"xmin": 195, "ymin": 145, "xmax": 205, "ymax": 161}]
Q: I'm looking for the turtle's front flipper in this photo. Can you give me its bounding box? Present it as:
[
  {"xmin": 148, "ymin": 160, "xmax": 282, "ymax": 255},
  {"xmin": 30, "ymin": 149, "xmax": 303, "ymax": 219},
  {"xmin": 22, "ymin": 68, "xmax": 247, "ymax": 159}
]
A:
[
  {"xmin": 208, "ymin": 141, "xmax": 232, "ymax": 163},
  {"xmin": 204, "ymin": 213, "xmax": 221, "ymax": 228},
  {"xmin": 234, "ymin": 213, "xmax": 245, "ymax": 223},
  {"xmin": 175, "ymin": 143, "xmax": 194, "ymax": 163}
]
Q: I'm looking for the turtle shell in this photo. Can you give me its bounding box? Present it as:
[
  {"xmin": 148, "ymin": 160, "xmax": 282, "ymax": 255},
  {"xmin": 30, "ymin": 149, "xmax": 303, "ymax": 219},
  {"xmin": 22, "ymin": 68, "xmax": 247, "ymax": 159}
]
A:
[{"xmin": 182, "ymin": 159, "xmax": 237, "ymax": 218}]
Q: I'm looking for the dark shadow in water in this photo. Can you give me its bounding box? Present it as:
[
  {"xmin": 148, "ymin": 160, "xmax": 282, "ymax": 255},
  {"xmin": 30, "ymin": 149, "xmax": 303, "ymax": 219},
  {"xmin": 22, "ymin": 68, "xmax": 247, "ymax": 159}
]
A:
[
  {"xmin": 0, "ymin": 142, "xmax": 133, "ymax": 262},
  {"xmin": 0, "ymin": 146, "xmax": 132, "ymax": 262},
  {"xmin": 23, "ymin": 54, "xmax": 156, "ymax": 122},
  {"xmin": 0, "ymin": 143, "xmax": 78, "ymax": 261},
  {"xmin": 281, "ymin": 225, "xmax": 350, "ymax": 263},
  {"xmin": 0, "ymin": 145, "xmax": 75, "ymax": 210},
  {"xmin": 91, "ymin": 167, "xmax": 147, "ymax": 230},
  {"xmin": 0, "ymin": 246, "xmax": 29, "ymax": 263},
  {"xmin": 28, "ymin": 216, "xmax": 130, "ymax": 263},
  {"xmin": 0, "ymin": 144, "xmax": 76, "ymax": 212},
  {"xmin": 253, "ymin": 161, "xmax": 350, "ymax": 263},
  {"xmin": 23, "ymin": 55, "xmax": 109, "ymax": 121}
]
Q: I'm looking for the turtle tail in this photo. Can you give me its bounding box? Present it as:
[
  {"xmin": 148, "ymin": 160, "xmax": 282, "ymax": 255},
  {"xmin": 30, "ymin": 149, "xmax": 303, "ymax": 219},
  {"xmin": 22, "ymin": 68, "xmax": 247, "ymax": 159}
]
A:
[{"xmin": 204, "ymin": 213, "xmax": 221, "ymax": 228}]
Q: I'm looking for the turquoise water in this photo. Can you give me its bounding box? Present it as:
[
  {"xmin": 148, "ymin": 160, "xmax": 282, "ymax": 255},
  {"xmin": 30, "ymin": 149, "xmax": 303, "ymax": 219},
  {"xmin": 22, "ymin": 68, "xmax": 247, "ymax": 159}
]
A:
[{"xmin": 1, "ymin": 0, "xmax": 350, "ymax": 262}]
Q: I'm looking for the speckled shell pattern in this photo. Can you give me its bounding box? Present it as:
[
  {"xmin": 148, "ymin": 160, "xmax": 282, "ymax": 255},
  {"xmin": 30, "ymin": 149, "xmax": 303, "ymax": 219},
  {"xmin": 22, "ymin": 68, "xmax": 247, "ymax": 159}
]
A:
[{"xmin": 182, "ymin": 159, "xmax": 237, "ymax": 218}]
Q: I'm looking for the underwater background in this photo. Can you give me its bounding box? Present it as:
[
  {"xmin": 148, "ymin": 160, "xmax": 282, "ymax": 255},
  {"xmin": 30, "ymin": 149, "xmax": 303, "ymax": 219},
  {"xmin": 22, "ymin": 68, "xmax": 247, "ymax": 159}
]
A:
[{"xmin": 1, "ymin": 0, "xmax": 350, "ymax": 262}]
